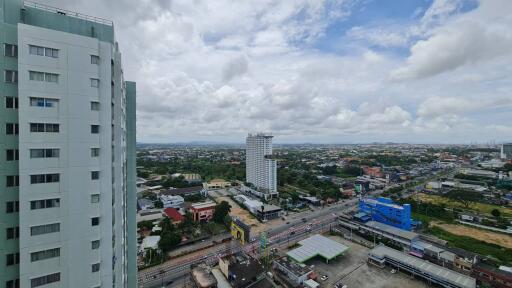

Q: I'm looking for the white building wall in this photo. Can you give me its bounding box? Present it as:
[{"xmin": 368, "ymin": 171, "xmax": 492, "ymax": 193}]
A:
[
  {"xmin": 17, "ymin": 23, "xmax": 126, "ymax": 288},
  {"xmin": 245, "ymin": 133, "xmax": 277, "ymax": 197}
]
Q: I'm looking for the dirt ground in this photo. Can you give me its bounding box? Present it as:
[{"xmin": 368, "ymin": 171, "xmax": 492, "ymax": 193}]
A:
[
  {"xmin": 215, "ymin": 196, "xmax": 267, "ymax": 235},
  {"xmin": 431, "ymin": 221, "xmax": 512, "ymax": 249}
]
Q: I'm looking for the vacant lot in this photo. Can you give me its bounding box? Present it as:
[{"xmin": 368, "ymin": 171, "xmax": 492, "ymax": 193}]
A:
[
  {"xmin": 418, "ymin": 193, "xmax": 512, "ymax": 217},
  {"xmin": 431, "ymin": 221, "xmax": 512, "ymax": 249},
  {"xmin": 214, "ymin": 196, "xmax": 267, "ymax": 235}
]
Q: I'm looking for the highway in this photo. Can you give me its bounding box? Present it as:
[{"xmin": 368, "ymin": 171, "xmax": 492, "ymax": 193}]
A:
[
  {"xmin": 138, "ymin": 213, "xmax": 339, "ymax": 287},
  {"xmin": 138, "ymin": 168, "xmax": 453, "ymax": 287}
]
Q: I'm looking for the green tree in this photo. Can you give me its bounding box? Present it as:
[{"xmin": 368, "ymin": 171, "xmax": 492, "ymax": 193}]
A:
[
  {"xmin": 444, "ymin": 189, "xmax": 483, "ymax": 208},
  {"xmin": 213, "ymin": 201, "xmax": 231, "ymax": 224},
  {"xmin": 154, "ymin": 199, "xmax": 163, "ymax": 209},
  {"xmin": 491, "ymin": 209, "xmax": 501, "ymax": 219},
  {"xmin": 137, "ymin": 220, "xmax": 154, "ymax": 231},
  {"xmin": 158, "ymin": 231, "xmax": 181, "ymax": 252}
]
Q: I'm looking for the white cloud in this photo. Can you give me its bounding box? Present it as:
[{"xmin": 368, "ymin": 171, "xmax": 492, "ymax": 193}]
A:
[
  {"xmin": 391, "ymin": 0, "xmax": 512, "ymax": 80},
  {"xmin": 40, "ymin": 0, "xmax": 512, "ymax": 143}
]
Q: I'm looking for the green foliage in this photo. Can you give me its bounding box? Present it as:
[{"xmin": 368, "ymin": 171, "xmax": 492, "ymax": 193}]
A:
[
  {"xmin": 137, "ymin": 220, "xmax": 154, "ymax": 231},
  {"xmin": 154, "ymin": 199, "xmax": 163, "ymax": 208},
  {"xmin": 427, "ymin": 226, "xmax": 512, "ymax": 265},
  {"xmin": 372, "ymin": 155, "xmax": 419, "ymax": 166},
  {"xmin": 213, "ymin": 201, "xmax": 231, "ymax": 224},
  {"xmin": 158, "ymin": 218, "xmax": 181, "ymax": 252},
  {"xmin": 491, "ymin": 209, "xmax": 501, "ymax": 218},
  {"xmin": 444, "ymin": 189, "xmax": 483, "ymax": 208},
  {"xmin": 161, "ymin": 176, "xmax": 195, "ymax": 189},
  {"xmin": 138, "ymin": 191, "xmax": 157, "ymax": 200}
]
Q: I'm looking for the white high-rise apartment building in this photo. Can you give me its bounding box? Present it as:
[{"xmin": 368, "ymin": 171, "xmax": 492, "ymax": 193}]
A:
[
  {"xmin": 245, "ymin": 133, "xmax": 278, "ymax": 198},
  {"xmin": 501, "ymin": 143, "xmax": 512, "ymax": 160},
  {"xmin": 0, "ymin": 1, "xmax": 137, "ymax": 287}
]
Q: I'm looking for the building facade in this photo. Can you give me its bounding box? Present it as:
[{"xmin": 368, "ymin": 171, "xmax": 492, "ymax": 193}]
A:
[
  {"xmin": 501, "ymin": 143, "xmax": 512, "ymax": 160},
  {"xmin": 0, "ymin": 1, "xmax": 137, "ymax": 287},
  {"xmin": 190, "ymin": 202, "xmax": 216, "ymax": 222},
  {"xmin": 359, "ymin": 197, "xmax": 413, "ymax": 231},
  {"xmin": 245, "ymin": 133, "xmax": 277, "ymax": 198}
]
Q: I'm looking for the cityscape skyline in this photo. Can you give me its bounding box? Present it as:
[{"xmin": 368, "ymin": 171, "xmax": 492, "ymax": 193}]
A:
[{"xmin": 33, "ymin": 0, "xmax": 512, "ymax": 144}]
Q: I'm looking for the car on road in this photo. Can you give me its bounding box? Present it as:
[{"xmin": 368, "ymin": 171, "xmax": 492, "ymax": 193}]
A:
[
  {"xmin": 391, "ymin": 269, "xmax": 396, "ymax": 274},
  {"xmin": 320, "ymin": 275, "xmax": 329, "ymax": 281},
  {"xmin": 301, "ymin": 218, "xmax": 307, "ymax": 222}
]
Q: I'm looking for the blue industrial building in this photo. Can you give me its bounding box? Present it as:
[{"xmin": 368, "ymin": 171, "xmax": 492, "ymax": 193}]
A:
[{"xmin": 358, "ymin": 197, "xmax": 415, "ymax": 231}]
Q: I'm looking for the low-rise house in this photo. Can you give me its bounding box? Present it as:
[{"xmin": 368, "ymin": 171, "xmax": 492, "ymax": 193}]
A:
[
  {"xmin": 190, "ymin": 201, "xmax": 216, "ymax": 223},
  {"xmin": 472, "ymin": 262, "xmax": 512, "ymax": 288},
  {"xmin": 219, "ymin": 253, "xmax": 270, "ymax": 288},
  {"xmin": 137, "ymin": 209, "xmax": 164, "ymax": 223},
  {"xmin": 160, "ymin": 194, "xmax": 184, "ymax": 209},
  {"xmin": 163, "ymin": 207, "xmax": 184, "ymax": 225},
  {"xmin": 273, "ymin": 256, "xmax": 313, "ymax": 287},
  {"xmin": 205, "ymin": 178, "xmax": 231, "ymax": 189},
  {"xmin": 137, "ymin": 198, "xmax": 155, "ymax": 211},
  {"xmin": 161, "ymin": 186, "xmax": 205, "ymax": 197},
  {"xmin": 191, "ymin": 265, "xmax": 217, "ymax": 288}
]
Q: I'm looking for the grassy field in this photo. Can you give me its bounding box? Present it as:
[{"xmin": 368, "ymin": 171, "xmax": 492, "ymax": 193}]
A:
[
  {"xmin": 417, "ymin": 193, "xmax": 512, "ymax": 217},
  {"xmin": 427, "ymin": 226, "xmax": 512, "ymax": 265}
]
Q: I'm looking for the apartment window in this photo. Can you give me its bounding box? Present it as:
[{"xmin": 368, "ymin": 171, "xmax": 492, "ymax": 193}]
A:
[
  {"xmin": 30, "ymin": 198, "xmax": 60, "ymax": 210},
  {"xmin": 91, "ymin": 148, "xmax": 100, "ymax": 157},
  {"xmin": 30, "ymin": 148, "xmax": 59, "ymax": 158},
  {"xmin": 30, "ymin": 123, "xmax": 59, "ymax": 133},
  {"xmin": 6, "ymin": 253, "xmax": 19, "ymax": 266},
  {"xmin": 90, "ymin": 78, "xmax": 99, "ymax": 88},
  {"xmin": 91, "ymin": 171, "xmax": 100, "ymax": 180},
  {"xmin": 30, "ymin": 223, "xmax": 60, "ymax": 236},
  {"xmin": 30, "ymin": 272, "xmax": 60, "ymax": 288},
  {"xmin": 91, "ymin": 101, "xmax": 100, "ymax": 111},
  {"xmin": 6, "ymin": 123, "xmax": 18, "ymax": 135},
  {"xmin": 91, "ymin": 55, "xmax": 100, "ymax": 64},
  {"xmin": 30, "ymin": 248, "xmax": 60, "ymax": 262},
  {"xmin": 5, "ymin": 97, "xmax": 18, "ymax": 109},
  {"xmin": 92, "ymin": 263, "xmax": 100, "ymax": 272},
  {"xmin": 30, "ymin": 173, "xmax": 60, "ymax": 184},
  {"xmin": 29, "ymin": 45, "xmax": 58, "ymax": 58},
  {"xmin": 6, "ymin": 149, "xmax": 19, "ymax": 161},
  {"xmin": 91, "ymin": 125, "xmax": 100, "ymax": 134},
  {"xmin": 4, "ymin": 70, "xmax": 17, "ymax": 83},
  {"xmin": 6, "ymin": 227, "xmax": 19, "ymax": 240},
  {"xmin": 29, "ymin": 97, "xmax": 58, "ymax": 107},
  {"xmin": 6, "ymin": 175, "xmax": 19, "ymax": 187},
  {"xmin": 4, "ymin": 43, "xmax": 17, "ymax": 57},
  {"xmin": 91, "ymin": 194, "xmax": 100, "ymax": 203},
  {"xmin": 91, "ymin": 217, "xmax": 100, "ymax": 226},
  {"xmin": 91, "ymin": 240, "xmax": 100, "ymax": 249},
  {"xmin": 6, "ymin": 201, "xmax": 19, "ymax": 213},
  {"xmin": 5, "ymin": 278, "xmax": 20, "ymax": 288},
  {"xmin": 29, "ymin": 71, "xmax": 58, "ymax": 83}
]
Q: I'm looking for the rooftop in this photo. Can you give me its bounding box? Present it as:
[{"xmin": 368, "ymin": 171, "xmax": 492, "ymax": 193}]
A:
[
  {"xmin": 191, "ymin": 201, "xmax": 216, "ymax": 210},
  {"xmin": 24, "ymin": 1, "xmax": 113, "ymax": 25},
  {"xmin": 163, "ymin": 208, "xmax": 184, "ymax": 222},
  {"xmin": 274, "ymin": 256, "xmax": 312, "ymax": 277},
  {"xmin": 160, "ymin": 186, "xmax": 204, "ymax": 196},
  {"xmin": 287, "ymin": 234, "xmax": 349, "ymax": 263},
  {"xmin": 369, "ymin": 245, "xmax": 476, "ymax": 288},
  {"xmin": 364, "ymin": 221, "xmax": 418, "ymax": 241}
]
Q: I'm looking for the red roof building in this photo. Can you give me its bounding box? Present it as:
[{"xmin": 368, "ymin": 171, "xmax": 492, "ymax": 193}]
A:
[{"xmin": 164, "ymin": 208, "xmax": 184, "ymax": 224}]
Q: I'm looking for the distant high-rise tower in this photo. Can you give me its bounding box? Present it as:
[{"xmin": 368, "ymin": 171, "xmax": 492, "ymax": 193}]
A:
[
  {"xmin": 501, "ymin": 143, "xmax": 512, "ymax": 160},
  {"xmin": 245, "ymin": 133, "xmax": 278, "ymax": 198},
  {"xmin": 0, "ymin": 0, "xmax": 137, "ymax": 287}
]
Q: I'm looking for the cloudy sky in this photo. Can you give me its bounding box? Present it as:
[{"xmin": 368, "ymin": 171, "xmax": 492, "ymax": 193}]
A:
[{"xmin": 43, "ymin": 0, "xmax": 511, "ymax": 143}]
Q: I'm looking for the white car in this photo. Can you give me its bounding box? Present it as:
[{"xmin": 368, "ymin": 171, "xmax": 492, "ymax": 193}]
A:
[{"xmin": 320, "ymin": 275, "xmax": 329, "ymax": 281}]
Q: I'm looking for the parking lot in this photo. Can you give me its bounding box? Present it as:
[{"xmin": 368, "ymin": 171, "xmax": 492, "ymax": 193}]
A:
[{"xmin": 284, "ymin": 235, "xmax": 428, "ymax": 288}]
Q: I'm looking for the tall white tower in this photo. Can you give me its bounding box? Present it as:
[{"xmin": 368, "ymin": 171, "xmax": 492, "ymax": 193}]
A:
[
  {"xmin": 246, "ymin": 133, "xmax": 278, "ymax": 198},
  {"xmin": 0, "ymin": 1, "xmax": 137, "ymax": 287}
]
